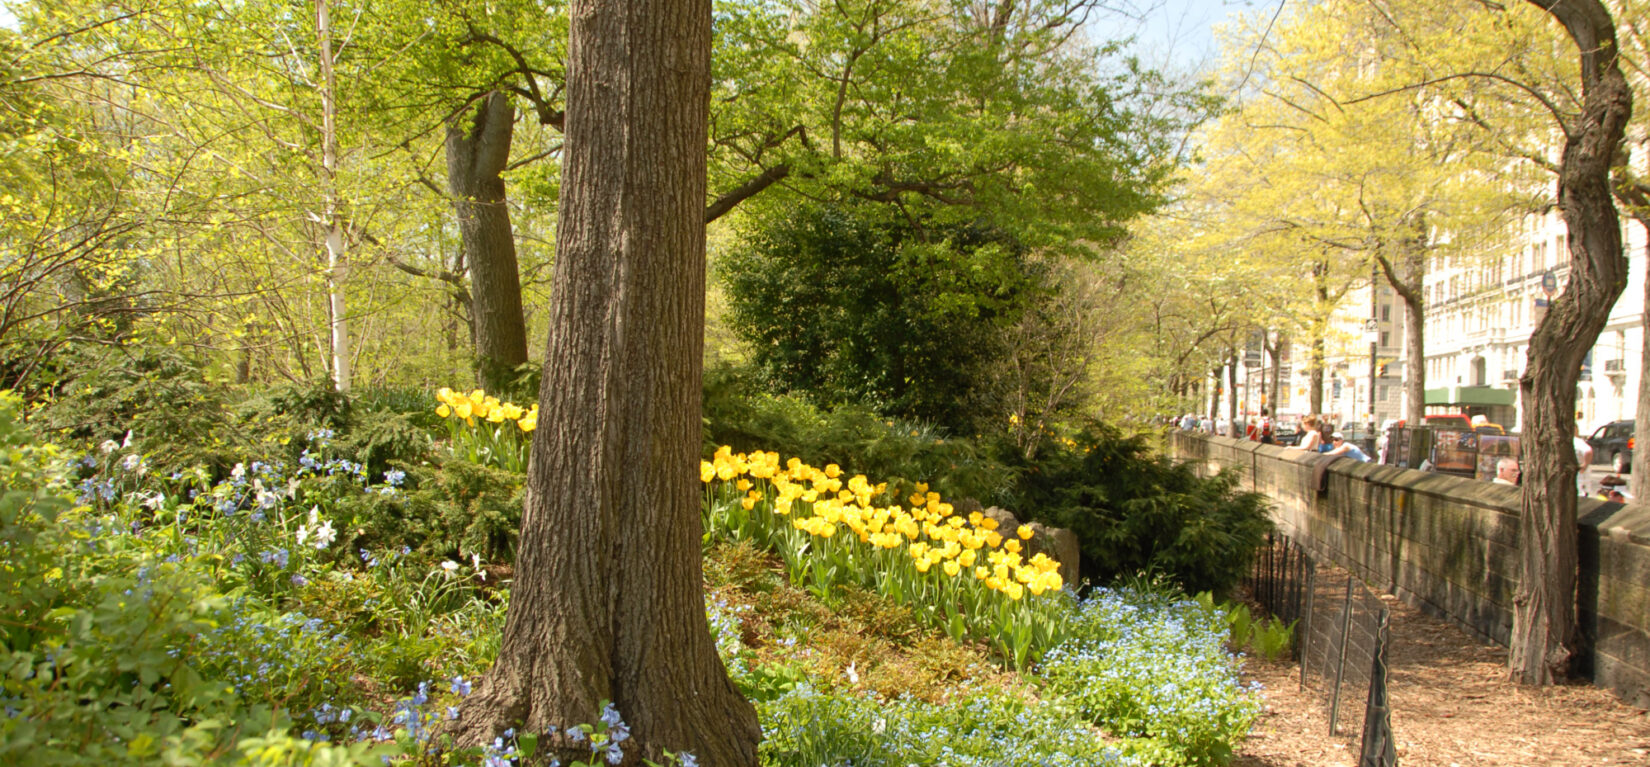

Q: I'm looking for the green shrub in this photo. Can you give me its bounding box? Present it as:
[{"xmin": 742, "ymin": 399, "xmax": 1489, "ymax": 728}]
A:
[
  {"xmin": 339, "ymin": 459, "xmax": 523, "ymax": 562},
  {"xmin": 35, "ymin": 345, "xmax": 268, "ymax": 473},
  {"xmin": 338, "ymin": 410, "xmax": 434, "ymax": 479},
  {"xmin": 1195, "ymin": 592, "xmax": 1297, "ymax": 661},
  {"xmin": 999, "ymin": 424, "xmax": 1273, "ymax": 594},
  {"xmin": 717, "ymin": 200, "xmax": 1036, "ymax": 433}
]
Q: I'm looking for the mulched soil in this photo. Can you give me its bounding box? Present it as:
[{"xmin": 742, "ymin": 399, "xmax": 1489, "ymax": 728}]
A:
[{"xmin": 1236, "ymin": 594, "xmax": 1650, "ymax": 766}]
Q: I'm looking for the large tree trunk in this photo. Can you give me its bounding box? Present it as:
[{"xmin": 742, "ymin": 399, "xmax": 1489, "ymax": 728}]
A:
[
  {"xmin": 448, "ymin": 90, "xmax": 530, "ymax": 393},
  {"xmin": 453, "ymin": 0, "xmax": 761, "ymax": 762},
  {"xmin": 1510, "ymin": 0, "xmax": 1632, "ymax": 686}
]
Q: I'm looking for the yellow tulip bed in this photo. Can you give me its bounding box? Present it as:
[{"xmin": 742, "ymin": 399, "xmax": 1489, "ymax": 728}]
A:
[
  {"xmin": 701, "ymin": 445, "xmax": 1071, "ymax": 668},
  {"xmin": 433, "ymin": 388, "xmax": 537, "ymax": 472}
]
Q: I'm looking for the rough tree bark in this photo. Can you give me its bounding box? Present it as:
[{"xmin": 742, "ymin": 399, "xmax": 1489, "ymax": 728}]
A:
[
  {"xmin": 1510, "ymin": 0, "xmax": 1633, "ymax": 686},
  {"xmin": 452, "ymin": 0, "xmax": 762, "ymax": 762},
  {"xmin": 447, "ymin": 90, "xmax": 529, "ymax": 393}
]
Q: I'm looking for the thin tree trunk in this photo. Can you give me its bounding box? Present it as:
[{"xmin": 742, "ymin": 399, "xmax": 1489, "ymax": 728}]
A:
[
  {"xmin": 1227, "ymin": 348, "xmax": 1238, "ymax": 430},
  {"xmin": 1264, "ymin": 332, "xmax": 1282, "ymax": 416},
  {"xmin": 1209, "ymin": 364, "xmax": 1221, "ymax": 419},
  {"xmin": 317, "ymin": 0, "xmax": 349, "ymax": 392},
  {"xmin": 1310, "ymin": 259, "xmax": 1329, "ymax": 415},
  {"xmin": 1403, "ymin": 292, "xmax": 1425, "ymax": 425},
  {"xmin": 1372, "ymin": 227, "xmax": 1429, "ymax": 427},
  {"xmin": 448, "ymin": 90, "xmax": 529, "ymax": 393},
  {"xmin": 1510, "ymin": 0, "xmax": 1633, "ymax": 686},
  {"xmin": 1630, "ymin": 221, "xmax": 1650, "ymax": 496},
  {"xmin": 453, "ymin": 0, "xmax": 760, "ymax": 761}
]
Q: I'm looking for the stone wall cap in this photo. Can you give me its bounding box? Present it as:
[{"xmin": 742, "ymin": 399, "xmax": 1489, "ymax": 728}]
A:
[{"xmin": 1581, "ymin": 502, "xmax": 1650, "ymax": 546}]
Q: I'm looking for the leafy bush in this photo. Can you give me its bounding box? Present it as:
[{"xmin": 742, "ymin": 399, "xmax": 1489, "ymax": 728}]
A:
[
  {"xmin": 35, "ymin": 345, "xmax": 265, "ymax": 472},
  {"xmin": 338, "ymin": 410, "xmax": 433, "ymax": 479},
  {"xmin": 1000, "ymin": 424, "xmax": 1274, "ymax": 594},
  {"xmin": 1040, "ymin": 588, "xmax": 1264, "ymax": 766},
  {"xmin": 340, "ymin": 459, "xmax": 523, "ymax": 562},
  {"xmin": 718, "ymin": 200, "xmax": 1036, "ymax": 433}
]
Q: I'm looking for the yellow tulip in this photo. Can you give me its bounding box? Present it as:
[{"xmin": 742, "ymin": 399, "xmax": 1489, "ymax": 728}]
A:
[
  {"xmin": 1017, "ymin": 524, "xmax": 1034, "ymax": 540},
  {"xmin": 943, "ymin": 560, "xmax": 961, "ymax": 577},
  {"xmin": 436, "ymin": 404, "xmax": 451, "ymax": 418}
]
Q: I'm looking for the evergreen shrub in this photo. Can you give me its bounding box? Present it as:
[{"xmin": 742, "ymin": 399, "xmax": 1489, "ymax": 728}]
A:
[{"xmin": 998, "ymin": 424, "xmax": 1273, "ymax": 594}]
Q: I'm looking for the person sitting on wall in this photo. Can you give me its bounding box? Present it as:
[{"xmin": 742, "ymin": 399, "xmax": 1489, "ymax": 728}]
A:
[
  {"xmin": 1286, "ymin": 415, "xmax": 1325, "ymax": 453},
  {"xmin": 1325, "ymin": 432, "xmax": 1371, "ymax": 463},
  {"xmin": 1600, "ymin": 474, "xmax": 1633, "ymax": 502},
  {"xmin": 1492, "ymin": 457, "xmax": 1521, "ymax": 486}
]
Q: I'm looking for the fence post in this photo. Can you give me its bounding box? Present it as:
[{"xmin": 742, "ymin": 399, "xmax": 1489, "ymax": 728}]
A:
[
  {"xmin": 1299, "ymin": 561, "xmax": 1316, "ymax": 690},
  {"xmin": 1358, "ymin": 607, "xmax": 1397, "ymax": 767},
  {"xmin": 1327, "ymin": 575, "xmax": 1355, "ymax": 735}
]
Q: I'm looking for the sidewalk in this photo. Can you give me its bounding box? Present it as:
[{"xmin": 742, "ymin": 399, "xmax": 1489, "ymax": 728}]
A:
[{"xmin": 1237, "ymin": 593, "xmax": 1650, "ymax": 766}]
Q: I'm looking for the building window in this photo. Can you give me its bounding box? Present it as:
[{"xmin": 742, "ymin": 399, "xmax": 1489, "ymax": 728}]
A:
[
  {"xmin": 1381, "ymin": 305, "xmax": 1391, "ymax": 322},
  {"xmin": 1381, "ymin": 331, "xmax": 1390, "ymax": 346}
]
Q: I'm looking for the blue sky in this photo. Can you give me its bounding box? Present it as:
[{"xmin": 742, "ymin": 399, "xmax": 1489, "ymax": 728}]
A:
[{"xmin": 1105, "ymin": 0, "xmax": 1271, "ymax": 73}]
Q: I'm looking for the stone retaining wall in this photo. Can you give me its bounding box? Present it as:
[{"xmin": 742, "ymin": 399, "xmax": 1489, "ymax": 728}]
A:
[{"xmin": 1169, "ymin": 431, "xmax": 1650, "ymax": 707}]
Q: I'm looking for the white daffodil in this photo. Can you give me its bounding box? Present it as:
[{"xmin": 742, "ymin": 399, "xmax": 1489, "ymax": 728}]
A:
[{"xmin": 312, "ymin": 519, "xmax": 336, "ymax": 549}]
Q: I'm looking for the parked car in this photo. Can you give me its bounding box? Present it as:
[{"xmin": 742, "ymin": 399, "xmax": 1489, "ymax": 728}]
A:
[
  {"xmin": 1424, "ymin": 414, "xmax": 1472, "ymax": 432},
  {"xmin": 1474, "ymin": 422, "xmax": 1507, "ymax": 436},
  {"xmin": 1274, "ymin": 422, "xmax": 1302, "ymax": 446},
  {"xmin": 1588, "ymin": 420, "xmax": 1635, "ymax": 474}
]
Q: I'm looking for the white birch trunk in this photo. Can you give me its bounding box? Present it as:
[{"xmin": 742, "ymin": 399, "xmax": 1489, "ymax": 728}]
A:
[{"xmin": 317, "ymin": 0, "xmax": 350, "ymax": 391}]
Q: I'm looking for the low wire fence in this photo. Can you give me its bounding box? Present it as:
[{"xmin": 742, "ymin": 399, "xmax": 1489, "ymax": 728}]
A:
[{"xmin": 1246, "ymin": 533, "xmax": 1397, "ymax": 767}]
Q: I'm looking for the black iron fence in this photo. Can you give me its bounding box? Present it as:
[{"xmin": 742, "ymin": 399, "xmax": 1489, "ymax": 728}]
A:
[{"xmin": 1245, "ymin": 534, "xmax": 1396, "ymax": 767}]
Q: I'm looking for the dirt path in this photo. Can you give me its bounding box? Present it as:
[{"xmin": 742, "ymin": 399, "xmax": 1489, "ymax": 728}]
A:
[{"xmin": 1237, "ymin": 596, "xmax": 1650, "ymax": 766}]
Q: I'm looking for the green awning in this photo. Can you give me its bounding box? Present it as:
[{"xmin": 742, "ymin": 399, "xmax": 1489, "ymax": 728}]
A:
[{"xmin": 1423, "ymin": 386, "xmax": 1517, "ymax": 407}]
